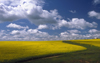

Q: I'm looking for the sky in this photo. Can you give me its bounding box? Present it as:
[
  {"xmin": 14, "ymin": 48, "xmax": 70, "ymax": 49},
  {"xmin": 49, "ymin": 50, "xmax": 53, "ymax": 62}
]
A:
[{"xmin": 0, "ymin": 0, "xmax": 100, "ymax": 41}]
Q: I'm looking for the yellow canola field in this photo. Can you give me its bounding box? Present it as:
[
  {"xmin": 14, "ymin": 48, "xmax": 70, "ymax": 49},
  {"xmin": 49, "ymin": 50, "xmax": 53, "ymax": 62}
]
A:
[
  {"xmin": 71, "ymin": 39, "xmax": 100, "ymax": 47},
  {"xmin": 0, "ymin": 41, "xmax": 86, "ymax": 62}
]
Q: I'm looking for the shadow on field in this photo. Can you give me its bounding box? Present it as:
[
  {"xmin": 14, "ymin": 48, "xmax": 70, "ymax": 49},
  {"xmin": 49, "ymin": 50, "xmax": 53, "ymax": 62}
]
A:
[
  {"xmin": 61, "ymin": 41, "xmax": 100, "ymax": 63},
  {"xmin": 63, "ymin": 41, "xmax": 100, "ymax": 52},
  {"xmin": 16, "ymin": 41, "xmax": 100, "ymax": 63}
]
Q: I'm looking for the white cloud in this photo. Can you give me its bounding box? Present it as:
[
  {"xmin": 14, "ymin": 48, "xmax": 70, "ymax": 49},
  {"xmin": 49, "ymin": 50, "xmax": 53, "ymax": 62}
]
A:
[
  {"xmin": 67, "ymin": 30, "xmax": 81, "ymax": 34},
  {"xmin": 53, "ymin": 18, "xmax": 97, "ymax": 30},
  {"xmin": 27, "ymin": 29, "xmax": 38, "ymax": 33},
  {"xmin": 93, "ymin": 0, "xmax": 100, "ymax": 4},
  {"xmin": 89, "ymin": 29, "xmax": 100, "ymax": 34},
  {"xmin": 0, "ymin": 28, "xmax": 100, "ymax": 41},
  {"xmin": 8, "ymin": 29, "xmax": 58, "ymax": 41},
  {"xmin": 60, "ymin": 30, "xmax": 81, "ymax": 37},
  {"xmin": 0, "ymin": 0, "xmax": 97, "ymax": 30},
  {"xmin": 0, "ymin": 0, "xmax": 61, "ymax": 25},
  {"xmin": 59, "ymin": 30, "xmax": 100, "ymax": 40},
  {"xmin": 59, "ymin": 31, "xmax": 82, "ymax": 40},
  {"xmin": 69, "ymin": 10, "xmax": 76, "ymax": 13},
  {"xmin": 37, "ymin": 25, "xmax": 48, "ymax": 29},
  {"xmin": 88, "ymin": 11, "xmax": 100, "ymax": 19},
  {"xmin": 0, "ymin": 30, "xmax": 6, "ymax": 37},
  {"xmin": 60, "ymin": 31, "xmax": 69, "ymax": 37},
  {"xmin": 0, "ymin": 0, "xmax": 100, "ymax": 41},
  {"xmin": 11, "ymin": 30, "xmax": 20, "ymax": 35},
  {"xmin": 67, "ymin": 18, "xmax": 97, "ymax": 29},
  {"xmin": 6, "ymin": 23, "xmax": 29, "ymax": 29}
]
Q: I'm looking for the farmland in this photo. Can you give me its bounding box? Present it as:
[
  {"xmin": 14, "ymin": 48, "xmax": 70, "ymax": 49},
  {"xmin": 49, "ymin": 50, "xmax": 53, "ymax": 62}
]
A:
[
  {"xmin": 23, "ymin": 39, "xmax": 100, "ymax": 63},
  {"xmin": 70, "ymin": 39, "xmax": 100, "ymax": 47},
  {"xmin": 0, "ymin": 41, "xmax": 86, "ymax": 63}
]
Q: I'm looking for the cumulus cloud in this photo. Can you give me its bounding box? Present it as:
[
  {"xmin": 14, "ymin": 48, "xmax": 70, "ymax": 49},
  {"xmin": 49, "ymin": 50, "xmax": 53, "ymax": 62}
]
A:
[
  {"xmin": 0, "ymin": 0, "xmax": 61, "ymax": 25},
  {"xmin": 27, "ymin": 29, "xmax": 39, "ymax": 33},
  {"xmin": 60, "ymin": 30, "xmax": 81, "ymax": 37},
  {"xmin": 0, "ymin": 30, "xmax": 6, "ymax": 36},
  {"xmin": 59, "ymin": 31, "xmax": 83, "ymax": 40},
  {"xmin": 0, "ymin": 28, "xmax": 100, "ymax": 41},
  {"xmin": 88, "ymin": 11, "xmax": 100, "ymax": 19},
  {"xmin": 53, "ymin": 18, "xmax": 97, "ymax": 30},
  {"xmin": 88, "ymin": 29, "xmax": 100, "ymax": 34},
  {"xmin": 59, "ymin": 30, "xmax": 100, "ymax": 40},
  {"xmin": 37, "ymin": 25, "xmax": 48, "ymax": 29},
  {"xmin": 11, "ymin": 30, "xmax": 20, "ymax": 35},
  {"xmin": 69, "ymin": 10, "xmax": 76, "ymax": 13},
  {"xmin": 67, "ymin": 30, "xmax": 81, "ymax": 34},
  {"xmin": 7, "ymin": 29, "xmax": 58, "ymax": 41},
  {"xmin": 6, "ymin": 23, "xmax": 29, "ymax": 29},
  {"xmin": 60, "ymin": 32, "xmax": 69, "ymax": 37},
  {"xmin": 59, "ymin": 29, "xmax": 83, "ymax": 40},
  {"xmin": 0, "ymin": 0, "xmax": 99, "ymax": 41},
  {"xmin": 0, "ymin": 0, "xmax": 97, "ymax": 30}
]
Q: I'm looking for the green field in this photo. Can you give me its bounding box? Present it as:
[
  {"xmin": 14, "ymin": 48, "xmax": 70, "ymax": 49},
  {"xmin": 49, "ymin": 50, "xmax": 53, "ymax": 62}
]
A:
[{"xmin": 0, "ymin": 41, "xmax": 86, "ymax": 63}]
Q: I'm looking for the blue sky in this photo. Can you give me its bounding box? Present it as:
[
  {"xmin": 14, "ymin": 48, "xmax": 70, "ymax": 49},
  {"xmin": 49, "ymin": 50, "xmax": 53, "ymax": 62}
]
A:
[{"xmin": 0, "ymin": 0, "xmax": 100, "ymax": 41}]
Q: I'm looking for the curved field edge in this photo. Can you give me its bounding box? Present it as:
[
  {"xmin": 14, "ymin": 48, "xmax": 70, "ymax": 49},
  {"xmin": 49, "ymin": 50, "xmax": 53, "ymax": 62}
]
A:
[
  {"xmin": 27, "ymin": 40, "xmax": 100, "ymax": 63},
  {"xmin": 0, "ymin": 41, "xmax": 86, "ymax": 63},
  {"xmin": 70, "ymin": 39, "xmax": 100, "ymax": 47}
]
